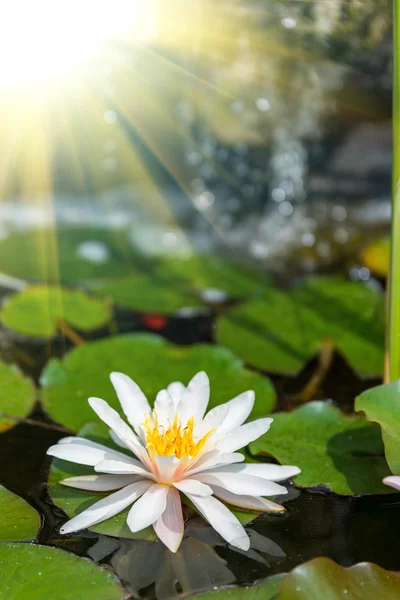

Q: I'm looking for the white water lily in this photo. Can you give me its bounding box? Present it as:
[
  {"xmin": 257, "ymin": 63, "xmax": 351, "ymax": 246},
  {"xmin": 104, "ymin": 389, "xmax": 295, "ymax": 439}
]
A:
[{"xmin": 47, "ymin": 371, "xmax": 300, "ymax": 552}]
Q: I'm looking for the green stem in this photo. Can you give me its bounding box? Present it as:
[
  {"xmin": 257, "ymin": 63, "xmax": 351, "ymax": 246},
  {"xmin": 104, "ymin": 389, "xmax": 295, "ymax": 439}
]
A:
[{"xmin": 390, "ymin": 2, "xmax": 400, "ymax": 381}]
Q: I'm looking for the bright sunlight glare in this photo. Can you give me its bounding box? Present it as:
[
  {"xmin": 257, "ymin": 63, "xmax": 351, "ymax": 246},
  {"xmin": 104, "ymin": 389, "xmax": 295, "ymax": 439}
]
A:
[{"xmin": 0, "ymin": 0, "xmax": 157, "ymax": 89}]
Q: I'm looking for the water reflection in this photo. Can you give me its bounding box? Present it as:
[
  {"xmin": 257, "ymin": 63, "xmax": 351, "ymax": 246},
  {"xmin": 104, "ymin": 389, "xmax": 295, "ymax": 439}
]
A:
[{"xmin": 88, "ymin": 519, "xmax": 286, "ymax": 599}]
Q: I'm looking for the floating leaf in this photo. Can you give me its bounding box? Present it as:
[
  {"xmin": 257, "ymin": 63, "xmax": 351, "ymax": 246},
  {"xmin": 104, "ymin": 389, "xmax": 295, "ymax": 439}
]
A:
[
  {"xmin": 1, "ymin": 285, "xmax": 112, "ymax": 337},
  {"xmin": 216, "ymin": 277, "xmax": 384, "ymax": 377},
  {"xmin": 181, "ymin": 575, "xmax": 284, "ymax": 599},
  {"xmin": 41, "ymin": 333, "xmax": 276, "ymax": 431},
  {"xmin": 356, "ymin": 380, "xmax": 400, "ymax": 474},
  {"xmin": 360, "ymin": 237, "xmax": 390, "ymax": 278},
  {"xmin": 157, "ymin": 255, "xmax": 266, "ymax": 299},
  {"xmin": 277, "ymin": 558, "xmax": 400, "ymax": 600},
  {"xmin": 0, "ymin": 486, "xmax": 39, "ymax": 541},
  {"xmin": 0, "ymin": 361, "xmax": 36, "ymax": 432},
  {"xmin": 250, "ymin": 402, "xmax": 390, "ymax": 495},
  {"xmin": 0, "ymin": 543, "xmax": 126, "ymax": 599},
  {"xmin": 90, "ymin": 274, "xmax": 201, "ymax": 314},
  {"xmin": 0, "ymin": 226, "xmax": 147, "ymax": 284}
]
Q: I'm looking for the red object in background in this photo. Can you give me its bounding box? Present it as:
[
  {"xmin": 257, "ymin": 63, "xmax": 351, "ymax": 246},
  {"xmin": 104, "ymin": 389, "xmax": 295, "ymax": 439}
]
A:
[{"xmin": 142, "ymin": 314, "xmax": 168, "ymax": 330}]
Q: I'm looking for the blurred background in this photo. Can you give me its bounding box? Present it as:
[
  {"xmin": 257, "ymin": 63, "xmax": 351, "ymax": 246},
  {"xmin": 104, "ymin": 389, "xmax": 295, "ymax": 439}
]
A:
[{"xmin": 0, "ymin": 0, "xmax": 392, "ymax": 285}]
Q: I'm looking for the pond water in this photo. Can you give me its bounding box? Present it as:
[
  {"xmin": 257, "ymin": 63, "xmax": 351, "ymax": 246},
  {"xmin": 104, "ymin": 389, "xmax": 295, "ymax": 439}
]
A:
[{"xmin": 0, "ymin": 1, "xmax": 394, "ymax": 599}]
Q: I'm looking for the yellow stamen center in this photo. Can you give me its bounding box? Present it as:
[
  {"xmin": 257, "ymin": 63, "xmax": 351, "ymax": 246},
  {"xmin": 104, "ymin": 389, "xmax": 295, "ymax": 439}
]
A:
[{"xmin": 142, "ymin": 411, "xmax": 214, "ymax": 459}]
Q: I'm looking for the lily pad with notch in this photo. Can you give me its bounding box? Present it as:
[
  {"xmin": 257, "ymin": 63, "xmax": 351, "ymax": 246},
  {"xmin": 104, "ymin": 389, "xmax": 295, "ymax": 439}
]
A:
[
  {"xmin": 40, "ymin": 333, "xmax": 276, "ymax": 432},
  {"xmin": 216, "ymin": 276, "xmax": 384, "ymax": 377},
  {"xmin": 0, "ymin": 361, "xmax": 36, "ymax": 432},
  {"xmin": 250, "ymin": 402, "xmax": 391, "ymax": 495},
  {"xmin": 1, "ymin": 285, "xmax": 112, "ymax": 338}
]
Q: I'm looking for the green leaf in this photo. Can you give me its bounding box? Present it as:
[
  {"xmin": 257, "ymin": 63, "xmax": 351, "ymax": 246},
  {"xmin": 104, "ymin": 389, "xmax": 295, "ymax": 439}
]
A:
[
  {"xmin": 0, "ymin": 226, "xmax": 147, "ymax": 284},
  {"xmin": 1, "ymin": 285, "xmax": 112, "ymax": 337},
  {"xmin": 0, "ymin": 486, "xmax": 39, "ymax": 541},
  {"xmin": 90, "ymin": 274, "xmax": 201, "ymax": 314},
  {"xmin": 250, "ymin": 402, "xmax": 391, "ymax": 495},
  {"xmin": 157, "ymin": 255, "xmax": 266, "ymax": 299},
  {"xmin": 41, "ymin": 333, "xmax": 276, "ymax": 432},
  {"xmin": 0, "ymin": 543, "xmax": 126, "ymax": 599},
  {"xmin": 277, "ymin": 558, "xmax": 400, "ymax": 600},
  {"xmin": 187, "ymin": 575, "xmax": 284, "ymax": 599},
  {"xmin": 48, "ymin": 422, "xmax": 163, "ymax": 540},
  {"xmin": 0, "ymin": 361, "xmax": 36, "ymax": 432},
  {"xmin": 216, "ymin": 277, "xmax": 384, "ymax": 377},
  {"xmin": 356, "ymin": 380, "xmax": 400, "ymax": 474}
]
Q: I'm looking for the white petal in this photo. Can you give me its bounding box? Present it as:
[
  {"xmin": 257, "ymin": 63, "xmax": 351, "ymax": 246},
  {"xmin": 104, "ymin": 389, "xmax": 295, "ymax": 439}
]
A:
[
  {"xmin": 153, "ymin": 455, "xmax": 180, "ymax": 481},
  {"xmin": 213, "ymin": 463, "xmax": 300, "ymax": 482},
  {"xmin": 109, "ymin": 429, "xmax": 130, "ymax": 449},
  {"xmin": 211, "ymin": 485, "xmax": 285, "ymax": 513},
  {"xmin": 88, "ymin": 397, "xmax": 152, "ymax": 469},
  {"xmin": 127, "ymin": 484, "xmax": 169, "ymax": 532},
  {"xmin": 177, "ymin": 371, "xmax": 210, "ymax": 425},
  {"xmin": 217, "ymin": 418, "xmax": 273, "ymax": 453},
  {"xmin": 383, "ymin": 476, "xmax": 400, "ymax": 491},
  {"xmin": 153, "ymin": 487, "xmax": 184, "ymax": 553},
  {"xmin": 194, "ymin": 472, "xmax": 287, "ymax": 497},
  {"xmin": 173, "ymin": 479, "xmax": 213, "ymax": 496},
  {"xmin": 154, "ymin": 390, "xmax": 175, "ymax": 428},
  {"xmin": 186, "ymin": 494, "xmax": 250, "ymax": 551},
  {"xmin": 186, "ymin": 452, "xmax": 245, "ymax": 476},
  {"xmin": 195, "ymin": 403, "xmax": 229, "ymax": 438},
  {"xmin": 56, "ymin": 436, "xmax": 132, "ymax": 460},
  {"xmin": 110, "ymin": 372, "xmax": 151, "ymax": 434},
  {"xmin": 60, "ymin": 480, "xmax": 152, "ymax": 534},
  {"xmin": 95, "ymin": 459, "xmax": 154, "ymax": 478},
  {"xmin": 218, "ymin": 391, "xmax": 255, "ymax": 434},
  {"xmin": 167, "ymin": 382, "xmax": 185, "ymax": 407},
  {"xmin": 61, "ymin": 474, "xmax": 138, "ymax": 492},
  {"xmin": 47, "ymin": 442, "xmax": 130, "ymax": 467}
]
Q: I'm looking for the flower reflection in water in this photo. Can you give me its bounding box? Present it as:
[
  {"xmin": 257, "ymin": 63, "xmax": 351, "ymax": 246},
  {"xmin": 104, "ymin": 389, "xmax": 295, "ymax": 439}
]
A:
[{"xmin": 88, "ymin": 517, "xmax": 286, "ymax": 599}]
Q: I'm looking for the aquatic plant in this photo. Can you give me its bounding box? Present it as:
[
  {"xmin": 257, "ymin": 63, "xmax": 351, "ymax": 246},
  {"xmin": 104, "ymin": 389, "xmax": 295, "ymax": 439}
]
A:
[{"xmin": 47, "ymin": 370, "xmax": 300, "ymax": 552}]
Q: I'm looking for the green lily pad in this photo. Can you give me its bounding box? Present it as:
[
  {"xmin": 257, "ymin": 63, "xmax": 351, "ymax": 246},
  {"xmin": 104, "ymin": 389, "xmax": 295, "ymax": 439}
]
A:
[
  {"xmin": 90, "ymin": 274, "xmax": 201, "ymax": 314},
  {"xmin": 188, "ymin": 574, "xmax": 284, "ymax": 599},
  {"xmin": 356, "ymin": 380, "xmax": 400, "ymax": 474},
  {"xmin": 0, "ymin": 486, "xmax": 39, "ymax": 541},
  {"xmin": 216, "ymin": 277, "xmax": 384, "ymax": 377},
  {"xmin": 250, "ymin": 402, "xmax": 391, "ymax": 495},
  {"xmin": 40, "ymin": 333, "xmax": 276, "ymax": 432},
  {"xmin": 0, "ymin": 361, "xmax": 36, "ymax": 432},
  {"xmin": 0, "ymin": 543, "xmax": 126, "ymax": 599},
  {"xmin": 0, "ymin": 226, "xmax": 148, "ymax": 284},
  {"xmin": 277, "ymin": 558, "xmax": 400, "ymax": 600},
  {"xmin": 157, "ymin": 255, "xmax": 266, "ymax": 299},
  {"xmin": 1, "ymin": 285, "xmax": 112, "ymax": 338}
]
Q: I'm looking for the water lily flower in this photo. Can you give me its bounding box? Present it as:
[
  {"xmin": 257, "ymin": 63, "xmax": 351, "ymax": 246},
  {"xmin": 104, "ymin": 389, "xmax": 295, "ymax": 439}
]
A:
[
  {"xmin": 47, "ymin": 371, "xmax": 300, "ymax": 552},
  {"xmin": 383, "ymin": 476, "xmax": 400, "ymax": 491}
]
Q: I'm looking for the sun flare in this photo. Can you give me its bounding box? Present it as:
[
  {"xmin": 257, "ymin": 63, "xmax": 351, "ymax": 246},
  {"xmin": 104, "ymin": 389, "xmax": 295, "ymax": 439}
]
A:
[{"xmin": 0, "ymin": 0, "xmax": 157, "ymax": 89}]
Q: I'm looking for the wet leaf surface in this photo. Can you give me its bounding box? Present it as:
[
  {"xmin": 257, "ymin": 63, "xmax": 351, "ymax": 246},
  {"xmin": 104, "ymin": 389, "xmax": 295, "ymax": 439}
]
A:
[
  {"xmin": 40, "ymin": 333, "xmax": 276, "ymax": 431},
  {"xmin": 0, "ymin": 543, "xmax": 127, "ymax": 599},
  {"xmin": 1, "ymin": 285, "xmax": 112, "ymax": 337},
  {"xmin": 356, "ymin": 380, "xmax": 400, "ymax": 474},
  {"xmin": 250, "ymin": 402, "xmax": 391, "ymax": 495},
  {"xmin": 0, "ymin": 486, "xmax": 39, "ymax": 541},
  {"xmin": 216, "ymin": 277, "xmax": 384, "ymax": 377},
  {"xmin": 0, "ymin": 362, "xmax": 36, "ymax": 432},
  {"xmin": 277, "ymin": 558, "xmax": 400, "ymax": 600}
]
